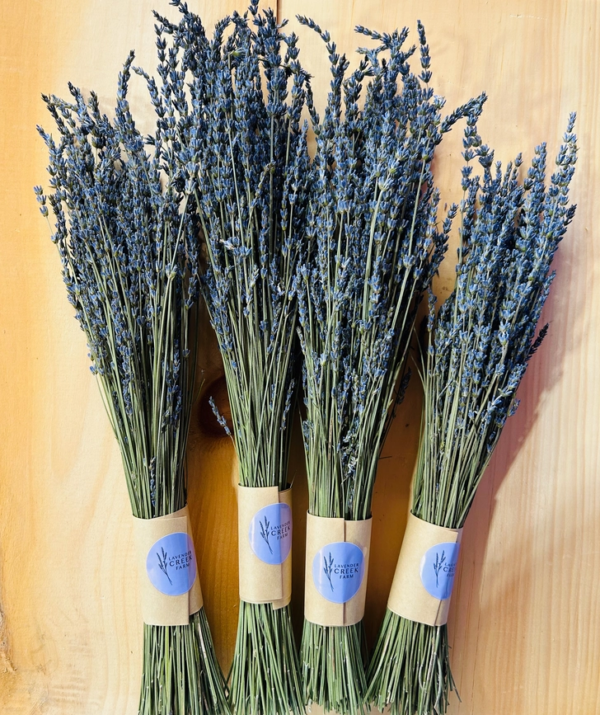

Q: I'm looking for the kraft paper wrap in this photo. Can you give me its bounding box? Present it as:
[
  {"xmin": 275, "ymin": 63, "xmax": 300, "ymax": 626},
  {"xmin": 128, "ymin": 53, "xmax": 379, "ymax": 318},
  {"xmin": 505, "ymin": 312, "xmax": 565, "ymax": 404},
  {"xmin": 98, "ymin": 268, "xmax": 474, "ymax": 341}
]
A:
[
  {"xmin": 133, "ymin": 506, "xmax": 203, "ymax": 627},
  {"xmin": 387, "ymin": 512, "xmax": 462, "ymax": 626},
  {"xmin": 237, "ymin": 485, "xmax": 292, "ymax": 610},
  {"xmin": 304, "ymin": 513, "xmax": 372, "ymax": 627}
]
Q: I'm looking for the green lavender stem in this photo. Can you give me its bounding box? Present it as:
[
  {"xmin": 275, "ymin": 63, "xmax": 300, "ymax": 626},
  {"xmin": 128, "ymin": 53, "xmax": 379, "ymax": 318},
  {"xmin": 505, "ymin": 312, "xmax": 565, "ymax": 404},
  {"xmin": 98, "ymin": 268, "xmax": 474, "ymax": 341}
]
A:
[
  {"xmin": 301, "ymin": 622, "xmax": 368, "ymax": 715},
  {"xmin": 230, "ymin": 603, "xmax": 303, "ymax": 715},
  {"xmin": 141, "ymin": 611, "xmax": 229, "ymax": 715},
  {"xmin": 366, "ymin": 614, "xmax": 454, "ymax": 715}
]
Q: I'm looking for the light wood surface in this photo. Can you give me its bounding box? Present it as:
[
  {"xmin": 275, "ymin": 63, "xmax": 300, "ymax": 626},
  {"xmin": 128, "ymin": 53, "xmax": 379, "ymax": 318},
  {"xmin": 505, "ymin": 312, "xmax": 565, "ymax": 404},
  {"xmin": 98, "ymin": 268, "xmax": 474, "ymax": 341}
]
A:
[{"xmin": 0, "ymin": 0, "xmax": 598, "ymax": 713}]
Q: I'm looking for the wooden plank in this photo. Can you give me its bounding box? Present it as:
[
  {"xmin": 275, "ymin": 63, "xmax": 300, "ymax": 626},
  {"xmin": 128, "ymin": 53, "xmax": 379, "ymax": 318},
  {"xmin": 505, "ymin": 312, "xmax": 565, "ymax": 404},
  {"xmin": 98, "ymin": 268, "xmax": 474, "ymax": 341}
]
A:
[
  {"xmin": 0, "ymin": 1, "xmax": 270, "ymax": 712},
  {"xmin": 281, "ymin": 1, "xmax": 600, "ymax": 714}
]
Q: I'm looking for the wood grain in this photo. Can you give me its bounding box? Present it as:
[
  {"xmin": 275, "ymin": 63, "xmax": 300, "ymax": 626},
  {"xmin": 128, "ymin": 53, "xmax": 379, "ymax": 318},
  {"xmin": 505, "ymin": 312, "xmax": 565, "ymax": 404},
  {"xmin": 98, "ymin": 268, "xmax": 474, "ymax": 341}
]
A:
[{"xmin": 0, "ymin": 0, "xmax": 599, "ymax": 713}]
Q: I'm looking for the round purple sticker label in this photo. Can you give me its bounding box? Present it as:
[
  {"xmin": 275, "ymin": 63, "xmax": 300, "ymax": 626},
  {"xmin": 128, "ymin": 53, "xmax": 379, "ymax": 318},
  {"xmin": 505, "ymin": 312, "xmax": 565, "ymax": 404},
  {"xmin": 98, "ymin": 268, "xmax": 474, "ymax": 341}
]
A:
[
  {"xmin": 249, "ymin": 503, "xmax": 293, "ymax": 565},
  {"xmin": 312, "ymin": 542, "xmax": 365, "ymax": 604},
  {"xmin": 146, "ymin": 532, "xmax": 197, "ymax": 597},
  {"xmin": 420, "ymin": 542, "xmax": 460, "ymax": 600}
]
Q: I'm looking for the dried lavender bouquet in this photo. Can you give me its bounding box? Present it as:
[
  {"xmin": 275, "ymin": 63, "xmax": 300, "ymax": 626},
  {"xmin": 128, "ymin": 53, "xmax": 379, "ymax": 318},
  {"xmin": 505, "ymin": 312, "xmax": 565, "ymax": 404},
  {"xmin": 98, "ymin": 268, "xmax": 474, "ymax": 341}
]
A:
[
  {"xmin": 294, "ymin": 19, "xmax": 481, "ymax": 715},
  {"xmin": 162, "ymin": 3, "xmax": 311, "ymax": 714},
  {"xmin": 366, "ymin": 114, "xmax": 577, "ymax": 715},
  {"xmin": 35, "ymin": 47, "xmax": 228, "ymax": 715}
]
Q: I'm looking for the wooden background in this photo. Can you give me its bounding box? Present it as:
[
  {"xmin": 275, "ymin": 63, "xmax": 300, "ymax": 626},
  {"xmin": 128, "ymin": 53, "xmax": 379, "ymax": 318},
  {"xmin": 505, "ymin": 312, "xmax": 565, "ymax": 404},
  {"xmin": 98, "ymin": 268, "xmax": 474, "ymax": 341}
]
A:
[{"xmin": 0, "ymin": 0, "xmax": 598, "ymax": 713}]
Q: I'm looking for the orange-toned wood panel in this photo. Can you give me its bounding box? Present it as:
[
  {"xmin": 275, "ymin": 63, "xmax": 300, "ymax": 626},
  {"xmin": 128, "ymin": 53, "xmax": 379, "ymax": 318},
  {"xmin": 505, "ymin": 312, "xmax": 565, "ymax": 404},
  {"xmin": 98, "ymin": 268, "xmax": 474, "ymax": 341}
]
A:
[{"xmin": 0, "ymin": 0, "xmax": 598, "ymax": 713}]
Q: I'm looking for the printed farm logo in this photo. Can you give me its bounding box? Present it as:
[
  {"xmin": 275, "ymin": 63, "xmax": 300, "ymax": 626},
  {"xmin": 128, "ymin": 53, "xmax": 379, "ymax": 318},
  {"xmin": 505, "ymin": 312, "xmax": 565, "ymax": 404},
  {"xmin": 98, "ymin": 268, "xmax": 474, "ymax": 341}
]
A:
[
  {"xmin": 147, "ymin": 532, "xmax": 197, "ymax": 596},
  {"xmin": 313, "ymin": 542, "xmax": 365, "ymax": 603},
  {"xmin": 323, "ymin": 552, "xmax": 335, "ymax": 591},
  {"xmin": 156, "ymin": 545, "xmax": 194, "ymax": 584},
  {"xmin": 259, "ymin": 513, "xmax": 291, "ymax": 554},
  {"xmin": 420, "ymin": 542, "xmax": 460, "ymax": 600},
  {"xmin": 259, "ymin": 516, "xmax": 273, "ymax": 554},
  {"xmin": 432, "ymin": 549, "xmax": 456, "ymax": 586},
  {"xmin": 249, "ymin": 503, "xmax": 293, "ymax": 565},
  {"xmin": 433, "ymin": 550, "xmax": 445, "ymax": 587},
  {"xmin": 323, "ymin": 551, "xmax": 362, "ymax": 592},
  {"xmin": 156, "ymin": 547, "xmax": 172, "ymax": 585}
]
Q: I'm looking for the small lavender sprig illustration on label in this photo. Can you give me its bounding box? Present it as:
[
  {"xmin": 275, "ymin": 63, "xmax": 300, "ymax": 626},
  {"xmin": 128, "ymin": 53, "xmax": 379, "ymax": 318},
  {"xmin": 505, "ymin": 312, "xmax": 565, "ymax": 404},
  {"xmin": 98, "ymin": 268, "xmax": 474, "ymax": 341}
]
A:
[
  {"xmin": 157, "ymin": 547, "xmax": 172, "ymax": 586},
  {"xmin": 433, "ymin": 550, "xmax": 446, "ymax": 588},
  {"xmin": 259, "ymin": 516, "xmax": 273, "ymax": 555},
  {"xmin": 323, "ymin": 553, "xmax": 335, "ymax": 592}
]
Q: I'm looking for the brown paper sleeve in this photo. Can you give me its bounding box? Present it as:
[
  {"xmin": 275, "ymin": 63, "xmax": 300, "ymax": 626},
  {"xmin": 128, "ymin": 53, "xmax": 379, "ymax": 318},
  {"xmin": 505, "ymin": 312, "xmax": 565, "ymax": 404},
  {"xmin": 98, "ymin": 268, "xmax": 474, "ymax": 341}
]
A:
[
  {"xmin": 387, "ymin": 512, "xmax": 462, "ymax": 626},
  {"xmin": 133, "ymin": 506, "xmax": 203, "ymax": 627},
  {"xmin": 237, "ymin": 485, "xmax": 292, "ymax": 609},
  {"xmin": 304, "ymin": 513, "xmax": 372, "ymax": 627}
]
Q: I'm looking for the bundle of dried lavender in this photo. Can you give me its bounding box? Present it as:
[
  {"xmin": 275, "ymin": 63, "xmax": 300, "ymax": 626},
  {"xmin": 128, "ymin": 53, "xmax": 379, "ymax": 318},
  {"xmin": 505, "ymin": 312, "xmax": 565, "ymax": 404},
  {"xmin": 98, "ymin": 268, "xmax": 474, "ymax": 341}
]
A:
[
  {"xmin": 366, "ymin": 114, "xmax": 577, "ymax": 715},
  {"xmin": 293, "ymin": 18, "xmax": 481, "ymax": 715},
  {"xmin": 161, "ymin": 3, "xmax": 311, "ymax": 714},
  {"xmin": 36, "ymin": 40, "xmax": 228, "ymax": 715}
]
